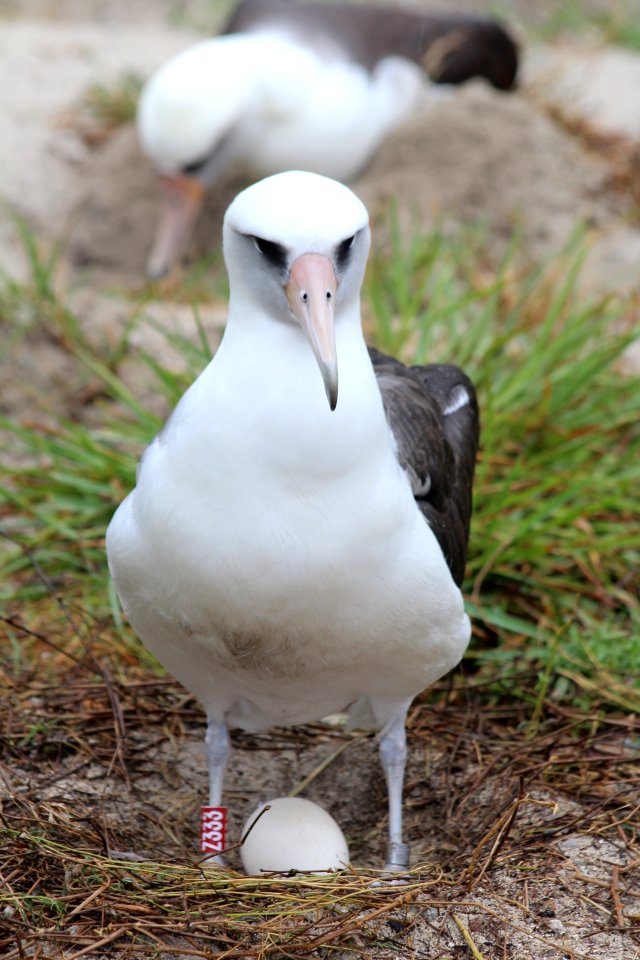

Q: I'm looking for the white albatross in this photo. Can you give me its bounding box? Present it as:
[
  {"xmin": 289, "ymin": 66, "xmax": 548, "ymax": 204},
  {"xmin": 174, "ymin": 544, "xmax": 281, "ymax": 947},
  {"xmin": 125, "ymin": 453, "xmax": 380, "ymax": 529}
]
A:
[
  {"xmin": 138, "ymin": 0, "xmax": 518, "ymax": 277},
  {"xmin": 106, "ymin": 171, "xmax": 480, "ymax": 870}
]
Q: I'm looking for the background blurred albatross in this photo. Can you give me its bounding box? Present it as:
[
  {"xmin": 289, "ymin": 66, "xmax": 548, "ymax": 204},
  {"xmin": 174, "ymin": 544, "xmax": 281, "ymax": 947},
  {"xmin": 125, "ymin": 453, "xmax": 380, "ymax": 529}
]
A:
[{"xmin": 138, "ymin": 0, "xmax": 519, "ymax": 277}]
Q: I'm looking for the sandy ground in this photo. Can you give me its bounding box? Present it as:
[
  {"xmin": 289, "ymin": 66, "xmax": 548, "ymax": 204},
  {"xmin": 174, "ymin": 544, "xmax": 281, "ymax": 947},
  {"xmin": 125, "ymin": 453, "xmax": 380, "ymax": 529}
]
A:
[
  {"xmin": 0, "ymin": 3, "xmax": 638, "ymax": 408},
  {"xmin": 1, "ymin": 3, "xmax": 639, "ymax": 958},
  {"xmin": 1, "ymin": 3, "xmax": 639, "ymax": 286},
  {"xmin": 1, "ymin": 4, "xmax": 639, "ymax": 424}
]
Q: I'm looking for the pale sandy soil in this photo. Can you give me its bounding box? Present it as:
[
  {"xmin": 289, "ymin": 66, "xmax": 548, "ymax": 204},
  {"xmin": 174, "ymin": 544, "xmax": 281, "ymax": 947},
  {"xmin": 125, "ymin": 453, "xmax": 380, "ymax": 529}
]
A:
[{"xmin": 1, "ymin": 1, "xmax": 638, "ymax": 424}]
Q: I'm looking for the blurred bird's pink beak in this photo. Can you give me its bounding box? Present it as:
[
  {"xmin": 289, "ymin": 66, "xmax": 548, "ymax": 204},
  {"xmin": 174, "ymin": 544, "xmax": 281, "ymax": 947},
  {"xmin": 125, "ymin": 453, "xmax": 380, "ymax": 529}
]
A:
[
  {"xmin": 285, "ymin": 253, "xmax": 338, "ymax": 410},
  {"xmin": 146, "ymin": 175, "xmax": 205, "ymax": 278}
]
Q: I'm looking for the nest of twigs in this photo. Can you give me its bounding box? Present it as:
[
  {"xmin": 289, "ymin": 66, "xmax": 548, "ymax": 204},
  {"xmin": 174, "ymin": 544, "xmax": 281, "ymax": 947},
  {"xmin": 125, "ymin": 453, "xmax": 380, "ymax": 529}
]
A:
[{"xmin": 1, "ymin": 603, "xmax": 639, "ymax": 959}]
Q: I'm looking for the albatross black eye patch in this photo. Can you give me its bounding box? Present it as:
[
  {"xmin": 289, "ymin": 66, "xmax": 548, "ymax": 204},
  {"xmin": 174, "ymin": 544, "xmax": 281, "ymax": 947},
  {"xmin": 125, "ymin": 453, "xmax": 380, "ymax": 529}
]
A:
[
  {"xmin": 252, "ymin": 236, "xmax": 288, "ymax": 271},
  {"xmin": 335, "ymin": 233, "xmax": 356, "ymax": 269},
  {"xmin": 181, "ymin": 156, "xmax": 209, "ymax": 176}
]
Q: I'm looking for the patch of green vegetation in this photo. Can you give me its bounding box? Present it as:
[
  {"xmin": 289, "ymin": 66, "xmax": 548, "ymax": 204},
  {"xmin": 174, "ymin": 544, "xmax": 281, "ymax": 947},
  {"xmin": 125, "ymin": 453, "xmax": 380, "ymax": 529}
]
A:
[
  {"xmin": 1, "ymin": 218, "xmax": 638, "ymax": 713},
  {"xmin": 537, "ymin": 0, "xmax": 640, "ymax": 51},
  {"xmin": 0, "ymin": 216, "xmax": 62, "ymax": 330},
  {"xmin": 136, "ymin": 248, "xmax": 228, "ymax": 306},
  {"xmin": 168, "ymin": 0, "xmax": 235, "ymax": 34},
  {"xmin": 82, "ymin": 71, "xmax": 142, "ymax": 130},
  {"xmin": 366, "ymin": 216, "xmax": 639, "ymax": 705}
]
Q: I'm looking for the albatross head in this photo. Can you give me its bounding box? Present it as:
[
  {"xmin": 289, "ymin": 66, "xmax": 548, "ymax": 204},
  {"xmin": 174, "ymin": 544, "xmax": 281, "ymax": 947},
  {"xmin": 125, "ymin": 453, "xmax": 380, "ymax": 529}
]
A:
[
  {"xmin": 138, "ymin": 37, "xmax": 257, "ymax": 278},
  {"xmin": 222, "ymin": 171, "xmax": 370, "ymax": 411}
]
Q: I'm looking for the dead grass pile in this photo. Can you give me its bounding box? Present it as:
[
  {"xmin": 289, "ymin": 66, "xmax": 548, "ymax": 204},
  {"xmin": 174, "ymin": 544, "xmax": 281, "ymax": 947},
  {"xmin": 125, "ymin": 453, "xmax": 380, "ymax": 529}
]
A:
[
  {"xmin": 0, "ymin": 617, "xmax": 640, "ymax": 960},
  {"xmin": 1, "ymin": 602, "xmax": 639, "ymax": 958}
]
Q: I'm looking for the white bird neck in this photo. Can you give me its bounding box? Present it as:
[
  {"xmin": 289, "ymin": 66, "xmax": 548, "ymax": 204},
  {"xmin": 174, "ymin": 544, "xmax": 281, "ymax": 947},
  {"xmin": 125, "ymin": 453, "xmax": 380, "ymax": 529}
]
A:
[{"xmin": 197, "ymin": 296, "xmax": 392, "ymax": 480}]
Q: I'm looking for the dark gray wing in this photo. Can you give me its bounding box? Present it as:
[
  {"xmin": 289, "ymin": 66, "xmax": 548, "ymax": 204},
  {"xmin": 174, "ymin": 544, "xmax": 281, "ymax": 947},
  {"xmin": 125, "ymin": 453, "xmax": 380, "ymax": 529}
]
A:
[
  {"xmin": 222, "ymin": 0, "xmax": 518, "ymax": 91},
  {"xmin": 369, "ymin": 346, "xmax": 480, "ymax": 586}
]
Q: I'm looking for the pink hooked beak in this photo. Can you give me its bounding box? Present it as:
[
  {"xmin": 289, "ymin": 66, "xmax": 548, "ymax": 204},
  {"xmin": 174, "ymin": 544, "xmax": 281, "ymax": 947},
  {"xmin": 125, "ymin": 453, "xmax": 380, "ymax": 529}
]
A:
[
  {"xmin": 146, "ymin": 174, "xmax": 205, "ymax": 278},
  {"xmin": 285, "ymin": 253, "xmax": 338, "ymax": 410}
]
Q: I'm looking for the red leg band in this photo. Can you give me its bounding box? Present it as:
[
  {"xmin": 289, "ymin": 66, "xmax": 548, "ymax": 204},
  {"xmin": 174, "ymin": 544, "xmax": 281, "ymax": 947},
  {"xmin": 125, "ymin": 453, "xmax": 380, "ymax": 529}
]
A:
[{"xmin": 200, "ymin": 806, "xmax": 228, "ymax": 854}]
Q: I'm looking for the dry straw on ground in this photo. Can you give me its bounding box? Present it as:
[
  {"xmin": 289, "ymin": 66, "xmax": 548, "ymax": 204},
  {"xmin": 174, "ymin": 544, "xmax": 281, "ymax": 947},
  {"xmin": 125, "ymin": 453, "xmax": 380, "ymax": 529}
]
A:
[{"xmin": 2, "ymin": 597, "xmax": 638, "ymax": 959}]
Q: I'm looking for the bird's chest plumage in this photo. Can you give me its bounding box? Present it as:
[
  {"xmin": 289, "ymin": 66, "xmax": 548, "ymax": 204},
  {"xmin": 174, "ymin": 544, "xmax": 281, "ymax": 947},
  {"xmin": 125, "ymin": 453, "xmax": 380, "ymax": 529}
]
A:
[
  {"xmin": 110, "ymin": 414, "xmax": 462, "ymax": 713},
  {"xmin": 107, "ymin": 331, "xmax": 469, "ymax": 728},
  {"xmin": 128, "ymin": 429, "xmax": 428, "ymax": 652}
]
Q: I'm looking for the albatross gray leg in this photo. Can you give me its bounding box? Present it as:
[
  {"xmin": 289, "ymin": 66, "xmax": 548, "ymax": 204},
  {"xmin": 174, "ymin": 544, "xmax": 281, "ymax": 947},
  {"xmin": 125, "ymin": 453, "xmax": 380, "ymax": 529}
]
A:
[
  {"xmin": 379, "ymin": 712, "xmax": 410, "ymax": 872},
  {"xmin": 206, "ymin": 715, "xmax": 230, "ymax": 807},
  {"xmin": 201, "ymin": 715, "xmax": 231, "ymax": 865}
]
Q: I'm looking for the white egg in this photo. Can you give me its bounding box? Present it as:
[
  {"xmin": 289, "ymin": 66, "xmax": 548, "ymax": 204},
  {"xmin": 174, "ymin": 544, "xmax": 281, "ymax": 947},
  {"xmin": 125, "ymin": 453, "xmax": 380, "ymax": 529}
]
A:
[{"xmin": 240, "ymin": 797, "xmax": 350, "ymax": 875}]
